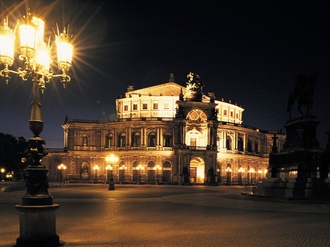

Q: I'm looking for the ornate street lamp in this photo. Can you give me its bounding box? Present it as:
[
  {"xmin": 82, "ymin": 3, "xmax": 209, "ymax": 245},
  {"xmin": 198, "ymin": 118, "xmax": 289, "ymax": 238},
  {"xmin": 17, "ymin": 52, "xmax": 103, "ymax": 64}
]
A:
[
  {"xmin": 137, "ymin": 164, "xmax": 144, "ymax": 184},
  {"xmin": 93, "ymin": 165, "xmax": 100, "ymax": 183},
  {"xmin": 248, "ymin": 167, "xmax": 255, "ymax": 185},
  {"xmin": 1, "ymin": 168, "xmax": 5, "ymax": 181},
  {"xmin": 238, "ymin": 167, "xmax": 244, "ymax": 185},
  {"xmin": 0, "ymin": 12, "xmax": 73, "ymax": 247},
  {"xmin": 154, "ymin": 164, "xmax": 162, "ymax": 185},
  {"xmin": 119, "ymin": 164, "xmax": 127, "ymax": 184},
  {"xmin": 105, "ymin": 154, "xmax": 118, "ymax": 190},
  {"xmin": 57, "ymin": 163, "xmax": 67, "ymax": 184},
  {"xmin": 225, "ymin": 166, "xmax": 232, "ymax": 186}
]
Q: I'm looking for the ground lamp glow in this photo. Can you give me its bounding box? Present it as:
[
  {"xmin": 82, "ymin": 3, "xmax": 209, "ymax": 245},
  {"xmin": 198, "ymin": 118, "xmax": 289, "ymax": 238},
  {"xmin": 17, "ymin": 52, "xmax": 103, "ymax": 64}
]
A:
[{"xmin": 0, "ymin": 12, "xmax": 73, "ymax": 247}]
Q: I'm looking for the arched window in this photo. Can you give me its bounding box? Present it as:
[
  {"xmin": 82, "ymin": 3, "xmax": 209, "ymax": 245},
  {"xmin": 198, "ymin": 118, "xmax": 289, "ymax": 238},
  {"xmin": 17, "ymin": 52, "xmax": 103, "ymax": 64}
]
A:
[
  {"xmin": 105, "ymin": 133, "xmax": 113, "ymax": 148},
  {"xmin": 255, "ymin": 141, "xmax": 259, "ymax": 154},
  {"xmin": 226, "ymin": 135, "xmax": 232, "ymax": 150},
  {"xmin": 238, "ymin": 136, "xmax": 243, "ymax": 151},
  {"xmin": 147, "ymin": 161, "xmax": 155, "ymax": 168},
  {"xmin": 132, "ymin": 161, "xmax": 139, "ymax": 168},
  {"xmin": 247, "ymin": 139, "xmax": 253, "ymax": 152},
  {"xmin": 148, "ymin": 132, "xmax": 156, "ymax": 147},
  {"xmin": 163, "ymin": 161, "xmax": 171, "ymax": 168},
  {"xmin": 163, "ymin": 132, "xmax": 172, "ymax": 147},
  {"xmin": 132, "ymin": 132, "xmax": 141, "ymax": 147},
  {"xmin": 118, "ymin": 133, "xmax": 126, "ymax": 147},
  {"xmin": 82, "ymin": 135, "xmax": 88, "ymax": 146}
]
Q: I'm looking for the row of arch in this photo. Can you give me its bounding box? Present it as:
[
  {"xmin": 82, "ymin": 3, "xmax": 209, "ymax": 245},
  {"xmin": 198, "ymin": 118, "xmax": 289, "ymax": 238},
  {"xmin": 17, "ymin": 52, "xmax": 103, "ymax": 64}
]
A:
[
  {"xmin": 104, "ymin": 132, "xmax": 173, "ymax": 148},
  {"xmin": 99, "ymin": 132, "xmax": 261, "ymax": 151}
]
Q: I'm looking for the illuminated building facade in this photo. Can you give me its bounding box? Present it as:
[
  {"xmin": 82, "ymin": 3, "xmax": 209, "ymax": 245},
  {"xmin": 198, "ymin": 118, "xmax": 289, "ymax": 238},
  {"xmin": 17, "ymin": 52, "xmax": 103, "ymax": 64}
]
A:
[{"xmin": 43, "ymin": 73, "xmax": 285, "ymax": 185}]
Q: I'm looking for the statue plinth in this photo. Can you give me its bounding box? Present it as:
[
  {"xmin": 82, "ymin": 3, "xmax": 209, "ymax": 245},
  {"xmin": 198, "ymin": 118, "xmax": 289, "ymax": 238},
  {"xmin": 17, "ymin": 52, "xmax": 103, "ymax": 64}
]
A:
[
  {"xmin": 252, "ymin": 115, "xmax": 330, "ymax": 200},
  {"xmin": 283, "ymin": 114, "xmax": 320, "ymax": 150}
]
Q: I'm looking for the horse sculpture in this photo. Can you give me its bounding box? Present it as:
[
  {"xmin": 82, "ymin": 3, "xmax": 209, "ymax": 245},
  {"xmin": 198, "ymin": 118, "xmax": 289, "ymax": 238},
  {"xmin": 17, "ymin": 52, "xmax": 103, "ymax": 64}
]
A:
[{"xmin": 287, "ymin": 71, "xmax": 317, "ymax": 119}]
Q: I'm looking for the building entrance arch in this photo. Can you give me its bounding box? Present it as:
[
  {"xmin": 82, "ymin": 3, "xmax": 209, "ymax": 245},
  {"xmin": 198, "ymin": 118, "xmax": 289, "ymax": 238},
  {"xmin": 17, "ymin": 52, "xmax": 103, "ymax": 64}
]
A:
[{"xmin": 189, "ymin": 157, "xmax": 205, "ymax": 183}]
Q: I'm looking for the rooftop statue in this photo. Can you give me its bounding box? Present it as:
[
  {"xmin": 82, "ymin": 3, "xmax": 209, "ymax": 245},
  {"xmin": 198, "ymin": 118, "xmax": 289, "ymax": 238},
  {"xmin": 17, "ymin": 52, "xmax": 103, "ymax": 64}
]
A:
[
  {"xmin": 185, "ymin": 72, "xmax": 204, "ymax": 101},
  {"xmin": 287, "ymin": 71, "xmax": 317, "ymax": 119},
  {"xmin": 186, "ymin": 72, "xmax": 204, "ymax": 92}
]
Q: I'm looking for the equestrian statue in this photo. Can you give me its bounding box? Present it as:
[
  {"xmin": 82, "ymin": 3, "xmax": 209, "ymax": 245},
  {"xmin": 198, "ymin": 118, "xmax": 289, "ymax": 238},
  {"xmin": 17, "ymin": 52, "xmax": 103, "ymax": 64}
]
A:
[{"xmin": 287, "ymin": 71, "xmax": 317, "ymax": 119}]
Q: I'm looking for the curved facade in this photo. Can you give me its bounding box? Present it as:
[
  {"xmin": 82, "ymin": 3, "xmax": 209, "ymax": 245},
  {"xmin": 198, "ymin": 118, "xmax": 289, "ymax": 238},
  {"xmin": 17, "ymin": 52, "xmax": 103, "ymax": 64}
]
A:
[{"xmin": 43, "ymin": 74, "xmax": 285, "ymax": 185}]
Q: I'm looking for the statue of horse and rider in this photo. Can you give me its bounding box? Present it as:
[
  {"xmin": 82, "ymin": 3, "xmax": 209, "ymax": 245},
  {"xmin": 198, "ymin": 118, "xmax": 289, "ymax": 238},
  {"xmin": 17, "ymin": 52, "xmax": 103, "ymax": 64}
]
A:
[{"xmin": 287, "ymin": 71, "xmax": 317, "ymax": 119}]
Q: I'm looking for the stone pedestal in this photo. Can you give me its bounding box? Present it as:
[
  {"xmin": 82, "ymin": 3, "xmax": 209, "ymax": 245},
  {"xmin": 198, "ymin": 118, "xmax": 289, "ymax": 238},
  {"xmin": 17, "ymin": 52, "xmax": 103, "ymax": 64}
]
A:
[
  {"xmin": 251, "ymin": 115, "xmax": 330, "ymax": 201},
  {"xmin": 15, "ymin": 204, "xmax": 60, "ymax": 247},
  {"xmin": 15, "ymin": 166, "xmax": 61, "ymax": 247},
  {"xmin": 108, "ymin": 182, "xmax": 115, "ymax": 190}
]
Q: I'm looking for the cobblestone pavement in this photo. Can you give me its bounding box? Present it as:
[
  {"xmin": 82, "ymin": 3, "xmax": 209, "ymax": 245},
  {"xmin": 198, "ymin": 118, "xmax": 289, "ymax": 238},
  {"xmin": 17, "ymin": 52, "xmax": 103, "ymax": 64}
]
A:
[{"xmin": 0, "ymin": 182, "xmax": 330, "ymax": 247}]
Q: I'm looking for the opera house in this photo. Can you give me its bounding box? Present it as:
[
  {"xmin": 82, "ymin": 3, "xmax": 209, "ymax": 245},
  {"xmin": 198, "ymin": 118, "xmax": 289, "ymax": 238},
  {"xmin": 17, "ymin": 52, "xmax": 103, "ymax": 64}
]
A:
[{"xmin": 43, "ymin": 72, "xmax": 285, "ymax": 185}]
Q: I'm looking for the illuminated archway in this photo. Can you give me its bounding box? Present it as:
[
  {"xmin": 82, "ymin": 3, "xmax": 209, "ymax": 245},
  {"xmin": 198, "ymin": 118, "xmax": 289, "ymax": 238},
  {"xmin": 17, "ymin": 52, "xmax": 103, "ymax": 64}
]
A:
[{"xmin": 189, "ymin": 157, "xmax": 205, "ymax": 183}]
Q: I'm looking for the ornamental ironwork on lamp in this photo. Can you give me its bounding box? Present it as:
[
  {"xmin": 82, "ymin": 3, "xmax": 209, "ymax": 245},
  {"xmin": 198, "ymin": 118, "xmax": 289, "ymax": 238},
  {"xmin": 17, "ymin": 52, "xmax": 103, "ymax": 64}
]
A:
[{"xmin": 0, "ymin": 12, "xmax": 73, "ymax": 203}]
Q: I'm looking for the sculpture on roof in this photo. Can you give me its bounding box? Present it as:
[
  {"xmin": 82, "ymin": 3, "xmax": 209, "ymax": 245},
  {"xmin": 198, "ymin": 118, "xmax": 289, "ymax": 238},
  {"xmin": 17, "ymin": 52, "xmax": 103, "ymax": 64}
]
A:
[
  {"xmin": 186, "ymin": 72, "xmax": 204, "ymax": 92},
  {"xmin": 287, "ymin": 71, "xmax": 317, "ymax": 119},
  {"xmin": 185, "ymin": 72, "xmax": 204, "ymax": 101}
]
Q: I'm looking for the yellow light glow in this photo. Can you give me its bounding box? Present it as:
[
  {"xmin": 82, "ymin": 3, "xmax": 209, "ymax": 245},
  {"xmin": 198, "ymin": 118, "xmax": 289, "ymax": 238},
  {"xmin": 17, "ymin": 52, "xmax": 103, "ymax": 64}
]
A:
[
  {"xmin": 196, "ymin": 166, "xmax": 204, "ymax": 182},
  {"xmin": 225, "ymin": 167, "xmax": 232, "ymax": 172},
  {"xmin": 56, "ymin": 36, "xmax": 73, "ymax": 66},
  {"xmin": 154, "ymin": 165, "xmax": 162, "ymax": 170},
  {"xmin": 19, "ymin": 24, "xmax": 36, "ymax": 51},
  {"xmin": 57, "ymin": 164, "xmax": 67, "ymax": 170},
  {"xmin": 0, "ymin": 19, "xmax": 15, "ymax": 65},
  {"xmin": 35, "ymin": 43, "xmax": 51, "ymax": 71},
  {"xmin": 93, "ymin": 165, "xmax": 100, "ymax": 171},
  {"xmin": 106, "ymin": 154, "xmax": 118, "ymax": 163},
  {"xmin": 137, "ymin": 164, "xmax": 144, "ymax": 170},
  {"xmin": 31, "ymin": 16, "xmax": 45, "ymax": 45},
  {"xmin": 238, "ymin": 167, "xmax": 245, "ymax": 173}
]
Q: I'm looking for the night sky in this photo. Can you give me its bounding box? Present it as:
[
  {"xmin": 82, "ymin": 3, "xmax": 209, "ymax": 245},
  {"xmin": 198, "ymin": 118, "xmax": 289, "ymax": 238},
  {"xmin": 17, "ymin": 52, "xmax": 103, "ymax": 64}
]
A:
[{"xmin": 0, "ymin": 0, "xmax": 330, "ymax": 148}]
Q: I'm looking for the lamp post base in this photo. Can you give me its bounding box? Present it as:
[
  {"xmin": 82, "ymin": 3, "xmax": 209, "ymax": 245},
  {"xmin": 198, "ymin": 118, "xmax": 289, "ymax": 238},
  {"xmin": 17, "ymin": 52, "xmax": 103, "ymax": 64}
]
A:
[
  {"xmin": 108, "ymin": 182, "xmax": 115, "ymax": 190},
  {"xmin": 15, "ymin": 204, "xmax": 60, "ymax": 247}
]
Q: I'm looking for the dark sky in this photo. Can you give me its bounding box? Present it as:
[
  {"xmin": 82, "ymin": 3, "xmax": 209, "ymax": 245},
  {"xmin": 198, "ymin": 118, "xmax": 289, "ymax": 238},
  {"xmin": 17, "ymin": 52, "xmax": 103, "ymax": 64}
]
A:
[{"xmin": 0, "ymin": 0, "xmax": 330, "ymax": 148}]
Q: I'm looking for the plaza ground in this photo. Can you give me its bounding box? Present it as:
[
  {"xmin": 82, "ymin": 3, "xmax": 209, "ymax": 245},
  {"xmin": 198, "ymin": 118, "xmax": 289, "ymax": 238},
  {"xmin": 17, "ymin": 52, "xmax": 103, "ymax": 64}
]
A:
[{"xmin": 0, "ymin": 182, "xmax": 330, "ymax": 247}]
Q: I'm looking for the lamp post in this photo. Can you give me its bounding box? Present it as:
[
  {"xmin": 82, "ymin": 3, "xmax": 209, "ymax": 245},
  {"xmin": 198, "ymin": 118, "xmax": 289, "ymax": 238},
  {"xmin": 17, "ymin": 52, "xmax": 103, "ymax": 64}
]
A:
[
  {"xmin": 0, "ymin": 11, "xmax": 73, "ymax": 247},
  {"xmin": 248, "ymin": 167, "xmax": 255, "ymax": 185},
  {"xmin": 57, "ymin": 164, "xmax": 67, "ymax": 184},
  {"xmin": 1, "ymin": 168, "xmax": 5, "ymax": 181},
  {"xmin": 6, "ymin": 172, "xmax": 13, "ymax": 181},
  {"xmin": 105, "ymin": 154, "xmax": 118, "ymax": 190},
  {"xmin": 137, "ymin": 164, "xmax": 144, "ymax": 184},
  {"xmin": 106, "ymin": 165, "xmax": 111, "ymax": 183},
  {"xmin": 225, "ymin": 166, "xmax": 232, "ymax": 185},
  {"xmin": 154, "ymin": 164, "xmax": 162, "ymax": 185},
  {"xmin": 238, "ymin": 167, "xmax": 244, "ymax": 185},
  {"xmin": 119, "ymin": 164, "xmax": 127, "ymax": 184},
  {"xmin": 93, "ymin": 165, "xmax": 100, "ymax": 183}
]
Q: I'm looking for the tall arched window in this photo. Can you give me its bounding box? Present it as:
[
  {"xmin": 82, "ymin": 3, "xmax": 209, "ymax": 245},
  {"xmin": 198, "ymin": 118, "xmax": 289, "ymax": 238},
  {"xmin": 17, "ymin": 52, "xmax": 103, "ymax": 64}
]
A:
[
  {"xmin": 247, "ymin": 139, "xmax": 252, "ymax": 152},
  {"xmin": 132, "ymin": 132, "xmax": 141, "ymax": 147},
  {"xmin": 148, "ymin": 132, "xmax": 156, "ymax": 147},
  {"xmin": 118, "ymin": 133, "xmax": 126, "ymax": 147},
  {"xmin": 255, "ymin": 141, "xmax": 259, "ymax": 154},
  {"xmin": 163, "ymin": 132, "xmax": 172, "ymax": 147},
  {"xmin": 226, "ymin": 135, "xmax": 232, "ymax": 150},
  {"xmin": 82, "ymin": 135, "xmax": 88, "ymax": 146},
  {"xmin": 105, "ymin": 133, "xmax": 113, "ymax": 148},
  {"xmin": 238, "ymin": 136, "xmax": 243, "ymax": 151}
]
